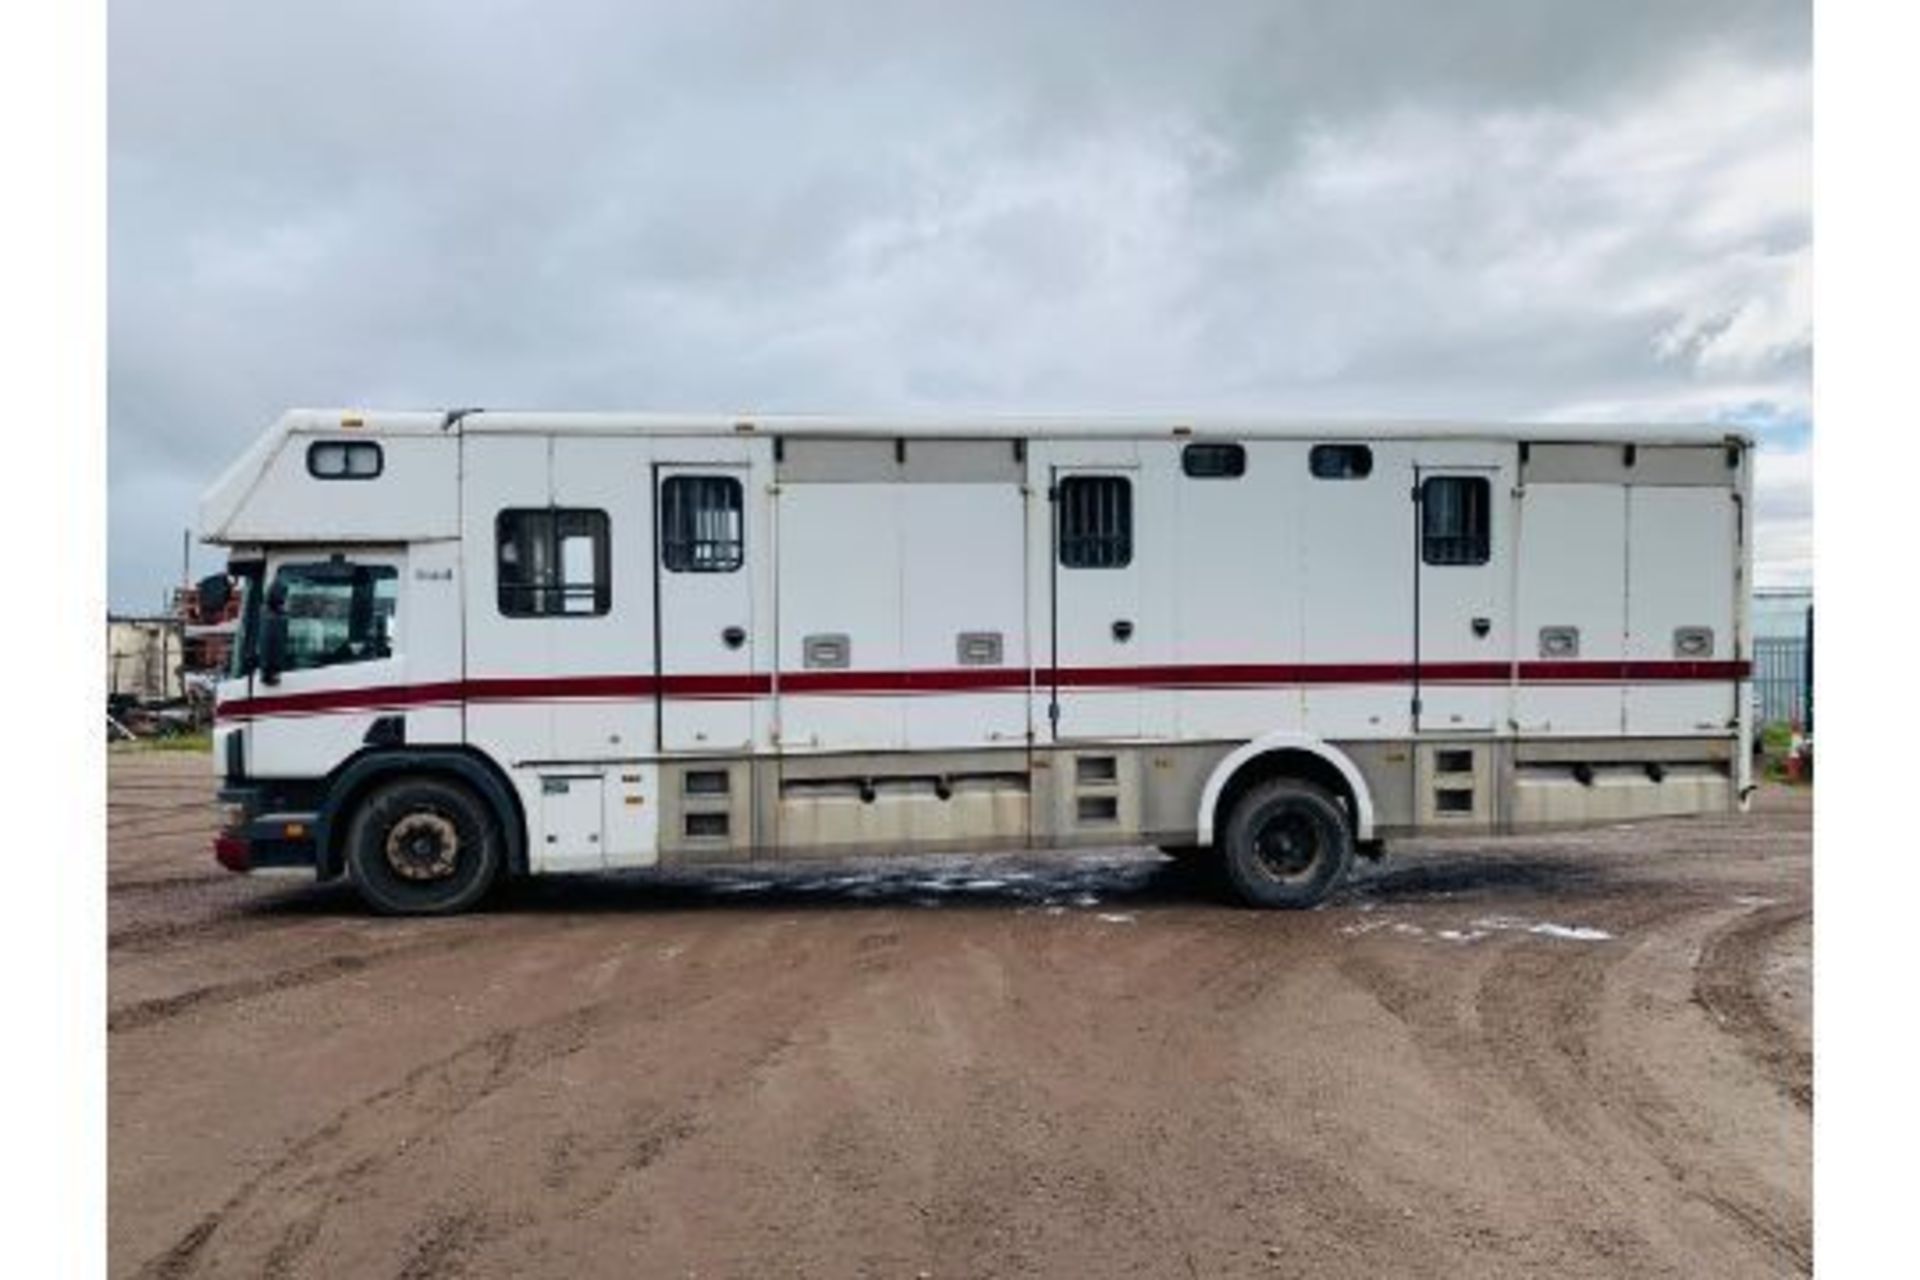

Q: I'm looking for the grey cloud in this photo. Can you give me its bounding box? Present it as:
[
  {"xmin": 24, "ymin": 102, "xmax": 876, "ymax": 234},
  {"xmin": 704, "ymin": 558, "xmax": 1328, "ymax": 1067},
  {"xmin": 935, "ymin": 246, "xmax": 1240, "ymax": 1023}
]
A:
[{"xmin": 110, "ymin": 0, "xmax": 1810, "ymax": 605}]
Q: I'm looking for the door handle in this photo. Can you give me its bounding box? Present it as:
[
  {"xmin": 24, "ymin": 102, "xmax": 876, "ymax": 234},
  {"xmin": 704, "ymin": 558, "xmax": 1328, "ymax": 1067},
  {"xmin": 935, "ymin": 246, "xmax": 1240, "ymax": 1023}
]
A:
[
  {"xmin": 721, "ymin": 625, "xmax": 746, "ymax": 650},
  {"xmin": 1471, "ymin": 617, "xmax": 1491, "ymax": 638},
  {"xmin": 1112, "ymin": 619, "xmax": 1135, "ymax": 643}
]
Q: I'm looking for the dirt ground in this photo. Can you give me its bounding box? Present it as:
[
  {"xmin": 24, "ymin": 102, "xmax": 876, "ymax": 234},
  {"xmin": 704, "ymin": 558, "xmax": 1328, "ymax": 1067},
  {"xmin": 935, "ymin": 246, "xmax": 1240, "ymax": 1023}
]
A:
[{"xmin": 109, "ymin": 749, "xmax": 1810, "ymax": 1279}]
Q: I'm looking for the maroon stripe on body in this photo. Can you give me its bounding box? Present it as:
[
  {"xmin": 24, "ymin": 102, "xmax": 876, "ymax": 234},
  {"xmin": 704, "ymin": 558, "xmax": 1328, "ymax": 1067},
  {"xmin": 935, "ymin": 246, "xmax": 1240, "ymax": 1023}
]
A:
[{"xmin": 215, "ymin": 659, "xmax": 1752, "ymax": 723}]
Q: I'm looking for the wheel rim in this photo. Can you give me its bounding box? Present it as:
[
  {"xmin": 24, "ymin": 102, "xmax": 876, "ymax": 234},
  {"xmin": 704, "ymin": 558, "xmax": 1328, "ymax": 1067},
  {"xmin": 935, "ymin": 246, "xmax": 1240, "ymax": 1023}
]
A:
[
  {"xmin": 1250, "ymin": 806, "xmax": 1324, "ymax": 883},
  {"xmin": 384, "ymin": 811, "xmax": 461, "ymax": 882}
]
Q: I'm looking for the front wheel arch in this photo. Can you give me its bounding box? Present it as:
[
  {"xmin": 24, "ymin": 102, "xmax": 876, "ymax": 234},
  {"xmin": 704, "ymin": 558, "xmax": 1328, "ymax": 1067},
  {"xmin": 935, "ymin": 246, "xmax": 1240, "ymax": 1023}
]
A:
[{"xmin": 318, "ymin": 748, "xmax": 527, "ymax": 882}]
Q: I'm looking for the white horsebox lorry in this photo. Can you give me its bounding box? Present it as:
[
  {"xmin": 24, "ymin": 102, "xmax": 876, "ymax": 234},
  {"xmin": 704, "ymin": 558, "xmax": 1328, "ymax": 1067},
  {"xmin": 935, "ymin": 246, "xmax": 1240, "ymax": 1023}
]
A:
[{"xmin": 198, "ymin": 410, "xmax": 1753, "ymax": 914}]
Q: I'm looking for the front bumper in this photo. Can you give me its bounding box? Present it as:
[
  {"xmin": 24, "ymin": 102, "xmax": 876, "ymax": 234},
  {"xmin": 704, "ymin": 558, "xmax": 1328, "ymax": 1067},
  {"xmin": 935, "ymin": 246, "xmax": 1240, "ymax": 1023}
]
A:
[{"xmin": 214, "ymin": 785, "xmax": 320, "ymax": 874}]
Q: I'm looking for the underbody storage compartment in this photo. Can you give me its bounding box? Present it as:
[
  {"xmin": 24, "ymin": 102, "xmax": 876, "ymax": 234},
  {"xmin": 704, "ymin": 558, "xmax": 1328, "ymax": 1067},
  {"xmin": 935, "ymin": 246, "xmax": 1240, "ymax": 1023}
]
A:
[
  {"xmin": 1507, "ymin": 738, "xmax": 1735, "ymax": 827},
  {"xmin": 772, "ymin": 750, "xmax": 1031, "ymax": 857}
]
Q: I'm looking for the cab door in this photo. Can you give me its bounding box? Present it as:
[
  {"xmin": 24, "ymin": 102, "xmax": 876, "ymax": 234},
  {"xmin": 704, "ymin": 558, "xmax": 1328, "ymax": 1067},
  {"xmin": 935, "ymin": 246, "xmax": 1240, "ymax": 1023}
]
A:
[
  {"xmin": 654, "ymin": 464, "xmax": 756, "ymax": 752},
  {"xmin": 245, "ymin": 549, "xmax": 406, "ymax": 777},
  {"xmin": 1414, "ymin": 458, "xmax": 1513, "ymax": 733}
]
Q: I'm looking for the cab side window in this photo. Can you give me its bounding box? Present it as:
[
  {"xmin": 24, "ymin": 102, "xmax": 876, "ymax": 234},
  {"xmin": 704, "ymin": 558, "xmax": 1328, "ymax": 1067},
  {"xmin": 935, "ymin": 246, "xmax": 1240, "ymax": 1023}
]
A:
[{"xmin": 270, "ymin": 563, "xmax": 398, "ymax": 671}]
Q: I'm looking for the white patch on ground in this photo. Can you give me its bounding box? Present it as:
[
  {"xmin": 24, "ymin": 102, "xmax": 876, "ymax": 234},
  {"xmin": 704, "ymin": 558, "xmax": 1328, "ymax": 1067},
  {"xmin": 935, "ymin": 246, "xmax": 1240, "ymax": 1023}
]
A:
[
  {"xmin": 1435, "ymin": 929, "xmax": 1490, "ymax": 943},
  {"xmin": 1096, "ymin": 913, "xmax": 1136, "ymax": 925},
  {"xmin": 1071, "ymin": 892, "xmax": 1101, "ymax": 907},
  {"xmin": 1733, "ymin": 894, "xmax": 1776, "ymax": 907},
  {"xmin": 1473, "ymin": 915, "xmax": 1613, "ymax": 941},
  {"xmin": 961, "ymin": 878, "xmax": 1009, "ymax": 890}
]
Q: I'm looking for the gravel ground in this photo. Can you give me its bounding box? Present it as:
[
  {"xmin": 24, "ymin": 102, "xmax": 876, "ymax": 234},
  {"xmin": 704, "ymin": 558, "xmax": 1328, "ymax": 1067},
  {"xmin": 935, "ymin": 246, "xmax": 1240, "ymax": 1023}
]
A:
[{"xmin": 109, "ymin": 749, "xmax": 1810, "ymax": 1278}]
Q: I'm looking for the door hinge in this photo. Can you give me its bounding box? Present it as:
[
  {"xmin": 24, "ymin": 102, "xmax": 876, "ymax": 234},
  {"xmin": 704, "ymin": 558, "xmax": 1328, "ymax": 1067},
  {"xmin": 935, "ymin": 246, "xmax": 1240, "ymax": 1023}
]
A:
[
  {"xmin": 1048, "ymin": 700, "xmax": 1060, "ymax": 725},
  {"xmin": 1411, "ymin": 696, "xmax": 1423, "ymax": 716}
]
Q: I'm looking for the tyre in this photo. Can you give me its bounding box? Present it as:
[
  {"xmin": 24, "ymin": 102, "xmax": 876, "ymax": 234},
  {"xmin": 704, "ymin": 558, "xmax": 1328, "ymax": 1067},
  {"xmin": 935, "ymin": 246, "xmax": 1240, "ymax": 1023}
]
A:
[
  {"xmin": 1219, "ymin": 778, "xmax": 1354, "ymax": 909},
  {"xmin": 344, "ymin": 776, "xmax": 504, "ymax": 915}
]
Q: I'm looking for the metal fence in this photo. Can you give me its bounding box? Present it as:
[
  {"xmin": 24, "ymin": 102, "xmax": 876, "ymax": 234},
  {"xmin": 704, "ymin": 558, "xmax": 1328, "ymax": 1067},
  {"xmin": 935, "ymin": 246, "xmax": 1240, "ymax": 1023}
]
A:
[{"xmin": 1753, "ymin": 636, "xmax": 1810, "ymax": 727}]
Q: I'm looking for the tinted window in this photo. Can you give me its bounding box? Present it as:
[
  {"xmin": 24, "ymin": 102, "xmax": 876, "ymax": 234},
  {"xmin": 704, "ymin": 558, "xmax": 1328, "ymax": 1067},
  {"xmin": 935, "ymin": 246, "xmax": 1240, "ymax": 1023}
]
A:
[
  {"xmin": 307, "ymin": 440, "xmax": 383, "ymax": 479},
  {"xmin": 1181, "ymin": 443, "xmax": 1246, "ymax": 478},
  {"xmin": 1421, "ymin": 476, "xmax": 1491, "ymax": 566},
  {"xmin": 497, "ymin": 509, "xmax": 612, "ymax": 616},
  {"xmin": 1057, "ymin": 476, "xmax": 1132, "ymax": 568},
  {"xmin": 270, "ymin": 562, "xmax": 397, "ymax": 671},
  {"xmin": 1309, "ymin": 444, "xmax": 1373, "ymax": 479},
  {"xmin": 661, "ymin": 476, "xmax": 744, "ymax": 573}
]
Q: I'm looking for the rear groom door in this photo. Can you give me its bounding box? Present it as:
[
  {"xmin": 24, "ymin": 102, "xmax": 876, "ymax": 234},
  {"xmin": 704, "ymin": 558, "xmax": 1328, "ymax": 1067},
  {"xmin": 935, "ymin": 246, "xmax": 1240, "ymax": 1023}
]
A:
[{"xmin": 654, "ymin": 464, "xmax": 756, "ymax": 751}]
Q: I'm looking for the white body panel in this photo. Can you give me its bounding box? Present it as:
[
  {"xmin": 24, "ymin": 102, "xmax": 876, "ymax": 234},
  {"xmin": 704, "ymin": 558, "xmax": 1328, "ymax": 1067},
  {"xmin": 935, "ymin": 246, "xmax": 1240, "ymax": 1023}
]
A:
[
  {"xmin": 1299, "ymin": 440, "xmax": 1415, "ymax": 738},
  {"xmin": 203, "ymin": 410, "xmax": 1753, "ymax": 873}
]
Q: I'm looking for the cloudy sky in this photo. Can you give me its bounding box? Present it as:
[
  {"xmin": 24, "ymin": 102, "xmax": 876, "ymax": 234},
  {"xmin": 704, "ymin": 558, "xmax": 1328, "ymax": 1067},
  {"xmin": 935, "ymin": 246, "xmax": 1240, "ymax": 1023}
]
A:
[{"xmin": 108, "ymin": 0, "xmax": 1810, "ymax": 609}]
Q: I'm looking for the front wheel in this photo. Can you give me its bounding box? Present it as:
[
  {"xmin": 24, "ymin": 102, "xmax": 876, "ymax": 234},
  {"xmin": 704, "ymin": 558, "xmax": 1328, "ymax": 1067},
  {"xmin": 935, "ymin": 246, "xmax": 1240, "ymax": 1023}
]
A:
[
  {"xmin": 344, "ymin": 776, "xmax": 503, "ymax": 915},
  {"xmin": 1220, "ymin": 778, "xmax": 1354, "ymax": 909}
]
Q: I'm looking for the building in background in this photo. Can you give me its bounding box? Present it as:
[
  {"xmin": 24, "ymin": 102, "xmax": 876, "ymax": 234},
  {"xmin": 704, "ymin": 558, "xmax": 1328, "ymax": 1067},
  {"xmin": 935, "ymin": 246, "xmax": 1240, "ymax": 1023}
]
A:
[
  {"xmin": 106, "ymin": 616, "xmax": 185, "ymax": 705},
  {"xmin": 1752, "ymin": 587, "xmax": 1813, "ymax": 729}
]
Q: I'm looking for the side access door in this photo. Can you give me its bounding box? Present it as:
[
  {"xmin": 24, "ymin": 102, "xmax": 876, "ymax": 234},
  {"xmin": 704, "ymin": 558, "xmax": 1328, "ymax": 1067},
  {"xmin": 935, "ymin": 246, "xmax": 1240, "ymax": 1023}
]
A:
[
  {"xmin": 1045, "ymin": 447, "xmax": 1145, "ymax": 741},
  {"xmin": 653, "ymin": 463, "xmax": 757, "ymax": 752},
  {"xmin": 1413, "ymin": 455, "xmax": 1515, "ymax": 733}
]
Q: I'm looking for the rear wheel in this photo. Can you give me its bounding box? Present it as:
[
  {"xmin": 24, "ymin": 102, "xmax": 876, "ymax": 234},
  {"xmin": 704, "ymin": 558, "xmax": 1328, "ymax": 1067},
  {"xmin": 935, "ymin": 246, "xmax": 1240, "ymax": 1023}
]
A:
[
  {"xmin": 1220, "ymin": 778, "xmax": 1353, "ymax": 909},
  {"xmin": 344, "ymin": 776, "xmax": 503, "ymax": 915}
]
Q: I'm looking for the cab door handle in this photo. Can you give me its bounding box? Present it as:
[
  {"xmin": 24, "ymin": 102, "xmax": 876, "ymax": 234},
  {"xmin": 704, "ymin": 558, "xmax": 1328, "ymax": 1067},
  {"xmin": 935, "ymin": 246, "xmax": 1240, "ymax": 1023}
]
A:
[
  {"xmin": 1112, "ymin": 619, "xmax": 1135, "ymax": 643},
  {"xmin": 721, "ymin": 626, "xmax": 746, "ymax": 650},
  {"xmin": 1471, "ymin": 617, "xmax": 1491, "ymax": 638}
]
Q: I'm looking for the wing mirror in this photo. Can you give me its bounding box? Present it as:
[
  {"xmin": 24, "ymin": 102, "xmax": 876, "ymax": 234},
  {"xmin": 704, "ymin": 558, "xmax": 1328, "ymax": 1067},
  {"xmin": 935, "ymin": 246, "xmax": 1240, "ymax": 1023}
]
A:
[
  {"xmin": 260, "ymin": 580, "xmax": 289, "ymax": 685},
  {"xmin": 195, "ymin": 573, "xmax": 232, "ymax": 619}
]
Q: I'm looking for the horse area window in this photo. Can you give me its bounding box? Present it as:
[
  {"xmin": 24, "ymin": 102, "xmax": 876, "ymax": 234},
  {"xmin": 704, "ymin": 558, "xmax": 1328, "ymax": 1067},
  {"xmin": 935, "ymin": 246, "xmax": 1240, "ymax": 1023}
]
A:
[
  {"xmin": 1057, "ymin": 476, "xmax": 1133, "ymax": 569},
  {"xmin": 661, "ymin": 475, "xmax": 745, "ymax": 573},
  {"xmin": 1309, "ymin": 444, "xmax": 1373, "ymax": 480},
  {"xmin": 1421, "ymin": 476, "xmax": 1492, "ymax": 566},
  {"xmin": 1181, "ymin": 443, "xmax": 1246, "ymax": 478},
  {"xmin": 497, "ymin": 509, "xmax": 612, "ymax": 616}
]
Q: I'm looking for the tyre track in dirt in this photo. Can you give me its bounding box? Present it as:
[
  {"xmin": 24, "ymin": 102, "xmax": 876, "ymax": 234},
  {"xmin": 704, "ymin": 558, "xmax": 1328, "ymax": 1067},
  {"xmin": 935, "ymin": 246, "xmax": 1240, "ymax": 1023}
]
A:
[
  {"xmin": 1694, "ymin": 902, "xmax": 1813, "ymax": 1112},
  {"xmin": 110, "ymin": 751, "xmax": 1810, "ymax": 1278},
  {"xmin": 109, "ymin": 927, "xmax": 507, "ymax": 1034},
  {"xmin": 1472, "ymin": 894, "xmax": 1811, "ymax": 1274}
]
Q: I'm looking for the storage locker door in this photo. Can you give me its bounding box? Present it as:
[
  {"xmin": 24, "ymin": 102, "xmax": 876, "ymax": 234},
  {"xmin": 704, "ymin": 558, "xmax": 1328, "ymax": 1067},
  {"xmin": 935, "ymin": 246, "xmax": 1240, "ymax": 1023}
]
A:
[
  {"xmin": 655, "ymin": 464, "xmax": 757, "ymax": 752},
  {"xmin": 1512, "ymin": 484, "xmax": 1628, "ymax": 735},
  {"xmin": 1624, "ymin": 486, "xmax": 1739, "ymax": 735}
]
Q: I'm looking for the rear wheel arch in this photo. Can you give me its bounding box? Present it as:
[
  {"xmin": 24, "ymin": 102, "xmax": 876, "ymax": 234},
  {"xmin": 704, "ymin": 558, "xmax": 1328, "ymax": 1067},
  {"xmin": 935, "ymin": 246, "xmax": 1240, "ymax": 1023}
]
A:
[
  {"xmin": 1196, "ymin": 736, "xmax": 1375, "ymax": 847},
  {"xmin": 319, "ymin": 748, "xmax": 527, "ymax": 881}
]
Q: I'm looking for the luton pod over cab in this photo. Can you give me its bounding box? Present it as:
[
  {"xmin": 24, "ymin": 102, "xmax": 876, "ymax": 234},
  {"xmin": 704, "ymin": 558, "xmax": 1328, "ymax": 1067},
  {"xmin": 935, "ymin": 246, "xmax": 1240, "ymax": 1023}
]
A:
[{"xmin": 200, "ymin": 410, "xmax": 1753, "ymax": 914}]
